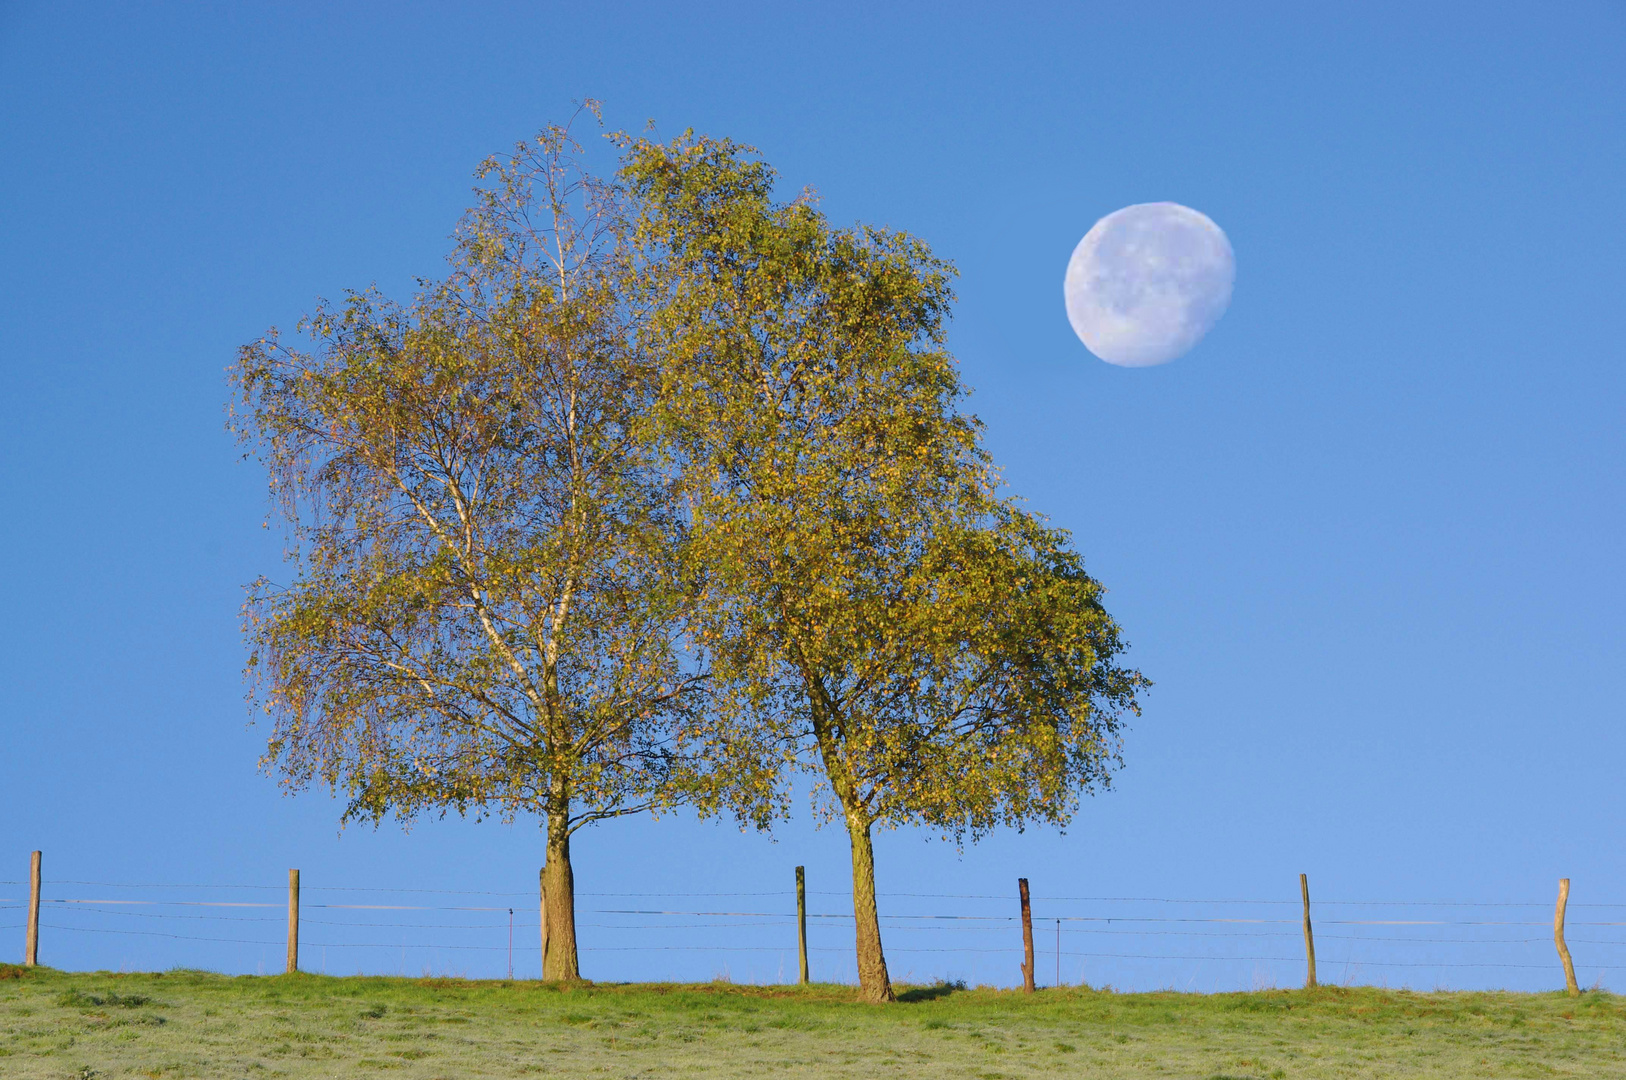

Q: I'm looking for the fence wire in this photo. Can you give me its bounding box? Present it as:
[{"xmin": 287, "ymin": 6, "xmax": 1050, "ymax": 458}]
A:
[{"xmin": 9, "ymin": 877, "xmax": 1620, "ymax": 991}]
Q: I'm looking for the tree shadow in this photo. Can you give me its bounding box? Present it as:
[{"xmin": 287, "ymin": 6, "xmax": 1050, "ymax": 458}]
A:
[{"xmin": 897, "ymin": 980, "xmax": 967, "ymax": 1003}]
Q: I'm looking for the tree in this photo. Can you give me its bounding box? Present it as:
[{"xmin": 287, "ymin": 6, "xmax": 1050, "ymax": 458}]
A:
[
  {"xmin": 230, "ymin": 119, "xmax": 706, "ymax": 980},
  {"xmin": 624, "ymin": 133, "xmax": 1148, "ymax": 1002}
]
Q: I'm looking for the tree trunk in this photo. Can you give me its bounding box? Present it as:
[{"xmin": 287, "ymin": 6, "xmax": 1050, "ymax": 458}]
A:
[
  {"xmin": 845, "ymin": 811, "xmax": 894, "ymax": 1002},
  {"xmin": 542, "ymin": 814, "xmax": 580, "ymax": 981}
]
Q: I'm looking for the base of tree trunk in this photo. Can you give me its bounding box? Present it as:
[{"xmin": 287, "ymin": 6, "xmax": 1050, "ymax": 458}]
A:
[
  {"xmin": 542, "ymin": 822, "xmax": 581, "ymax": 982},
  {"xmin": 858, "ymin": 982, "xmax": 897, "ymax": 1003},
  {"xmin": 845, "ymin": 811, "xmax": 895, "ymax": 1003}
]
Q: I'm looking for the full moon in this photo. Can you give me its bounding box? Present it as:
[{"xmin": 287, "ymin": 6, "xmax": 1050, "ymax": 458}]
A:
[{"xmin": 1064, "ymin": 202, "xmax": 1235, "ymax": 367}]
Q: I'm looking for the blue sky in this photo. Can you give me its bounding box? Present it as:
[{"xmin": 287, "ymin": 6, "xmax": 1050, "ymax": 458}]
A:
[{"xmin": 2, "ymin": 2, "xmax": 1622, "ymax": 990}]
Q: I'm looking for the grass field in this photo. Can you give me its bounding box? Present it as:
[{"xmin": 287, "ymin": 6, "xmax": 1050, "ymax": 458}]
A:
[{"xmin": 2, "ymin": 964, "xmax": 1623, "ymax": 1079}]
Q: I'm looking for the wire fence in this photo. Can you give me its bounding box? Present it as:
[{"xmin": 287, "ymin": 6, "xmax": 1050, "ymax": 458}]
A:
[{"xmin": 6, "ymin": 874, "xmax": 1618, "ymax": 992}]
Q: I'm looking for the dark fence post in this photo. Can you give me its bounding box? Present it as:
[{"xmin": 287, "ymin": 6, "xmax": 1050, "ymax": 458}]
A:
[{"xmin": 1019, "ymin": 878, "xmax": 1035, "ymax": 992}]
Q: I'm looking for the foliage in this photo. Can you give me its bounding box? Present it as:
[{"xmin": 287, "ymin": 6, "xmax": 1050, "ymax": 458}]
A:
[
  {"xmin": 231, "ymin": 113, "xmax": 1145, "ymax": 992},
  {"xmin": 621, "ymin": 132, "xmax": 1147, "ymax": 1001},
  {"xmin": 229, "ymin": 115, "xmax": 707, "ymax": 978}
]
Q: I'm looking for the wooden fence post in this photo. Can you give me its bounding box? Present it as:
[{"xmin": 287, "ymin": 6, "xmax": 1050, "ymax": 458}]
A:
[
  {"xmin": 285, "ymin": 869, "xmax": 299, "ymax": 974},
  {"xmin": 24, "ymin": 851, "xmax": 40, "ymax": 967},
  {"xmin": 539, "ymin": 866, "xmax": 549, "ymax": 978},
  {"xmin": 795, "ymin": 865, "xmax": 809, "ymax": 984},
  {"xmin": 1018, "ymin": 877, "xmax": 1035, "ymax": 992},
  {"xmin": 1555, "ymin": 877, "xmax": 1580, "ymax": 997},
  {"xmin": 1300, "ymin": 873, "xmax": 1317, "ymax": 989}
]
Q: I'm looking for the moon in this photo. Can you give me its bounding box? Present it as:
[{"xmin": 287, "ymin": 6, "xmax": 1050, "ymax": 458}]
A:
[{"xmin": 1064, "ymin": 202, "xmax": 1235, "ymax": 367}]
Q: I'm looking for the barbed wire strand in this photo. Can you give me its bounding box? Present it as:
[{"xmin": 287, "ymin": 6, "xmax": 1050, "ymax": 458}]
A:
[
  {"xmin": 28, "ymin": 881, "xmax": 1626, "ymax": 908},
  {"xmin": 27, "ymin": 922, "xmax": 1615, "ymax": 973},
  {"xmin": 32, "ymin": 897, "xmax": 1626, "ymax": 929}
]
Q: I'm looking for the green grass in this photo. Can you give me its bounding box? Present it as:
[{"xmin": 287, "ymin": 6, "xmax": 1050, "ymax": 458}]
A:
[{"xmin": 2, "ymin": 963, "xmax": 1623, "ymax": 1078}]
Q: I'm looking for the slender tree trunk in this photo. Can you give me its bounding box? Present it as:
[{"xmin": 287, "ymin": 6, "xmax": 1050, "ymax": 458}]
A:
[
  {"xmin": 845, "ymin": 811, "xmax": 894, "ymax": 1003},
  {"xmin": 542, "ymin": 813, "xmax": 580, "ymax": 981}
]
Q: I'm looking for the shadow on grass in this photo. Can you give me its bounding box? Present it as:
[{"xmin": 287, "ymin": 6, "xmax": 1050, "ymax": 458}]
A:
[{"xmin": 897, "ymin": 980, "xmax": 967, "ymax": 1004}]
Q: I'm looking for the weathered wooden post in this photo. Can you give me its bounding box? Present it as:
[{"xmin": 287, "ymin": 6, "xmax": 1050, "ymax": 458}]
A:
[
  {"xmin": 1555, "ymin": 877, "xmax": 1580, "ymax": 997},
  {"xmin": 795, "ymin": 865, "xmax": 809, "ymax": 984},
  {"xmin": 24, "ymin": 851, "xmax": 41, "ymax": 967},
  {"xmin": 1018, "ymin": 877, "xmax": 1035, "ymax": 992},
  {"xmin": 285, "ymin": 869, "xmax": 300, "ymax": 974},
  {"xmin": 1300, "ymin": 873, "xmax": 1317, "ymax": 989}
]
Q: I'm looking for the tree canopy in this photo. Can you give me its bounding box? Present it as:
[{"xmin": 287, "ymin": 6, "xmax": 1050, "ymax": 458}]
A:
[
  {"xmin": 233, "ymin": 120, "xmax": 1144, "ymax": 995},
  {"xmin": 230, "ymin": 119, "xmax": 714, "ymax": 980},
  {"xmin": 622, "ymin": 132, "xmax": 1148, "ymax": 1001}
]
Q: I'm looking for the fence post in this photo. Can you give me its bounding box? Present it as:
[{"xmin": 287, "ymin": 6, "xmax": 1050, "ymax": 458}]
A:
[
  {"xmin": 795, "ymin": 865, "xmax": 809, "ymax": 984},
  {"xmin": 285, "ymin": 869, "xmax": 299, "ymax": 974},
  {"xmin": 1300, "ymin": 873, "xmax": 1317, "ymax": 989},
  {"xmin": 1018, "ymin": 877, "xmax": 1035, "ymax": 992},
  {"xmin": 1555, "ymin": 877, "xmax": 1580, "ymax": 997},
  {"xmin": 24, "ymin": 851, "xmax": 40, "ymax": 967},
  {"xmin": 539, "ymin": 866, "xmax": 549, "ymax": 978}
]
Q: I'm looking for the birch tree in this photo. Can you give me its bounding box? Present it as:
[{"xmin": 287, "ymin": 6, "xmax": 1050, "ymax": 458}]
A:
[
  {"xmin": 624, "ymin": 132, "xmax": 1148, "ymax": 1002},
  {"xmin": 231, "ymin": 120, "xmax": 706, "ymax": 980}
]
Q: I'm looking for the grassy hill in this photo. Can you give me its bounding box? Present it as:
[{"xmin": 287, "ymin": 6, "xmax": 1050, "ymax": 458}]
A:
[{"xmin": 2, "ymin": 964, "xmax": 1622, "ymax": 1078}]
